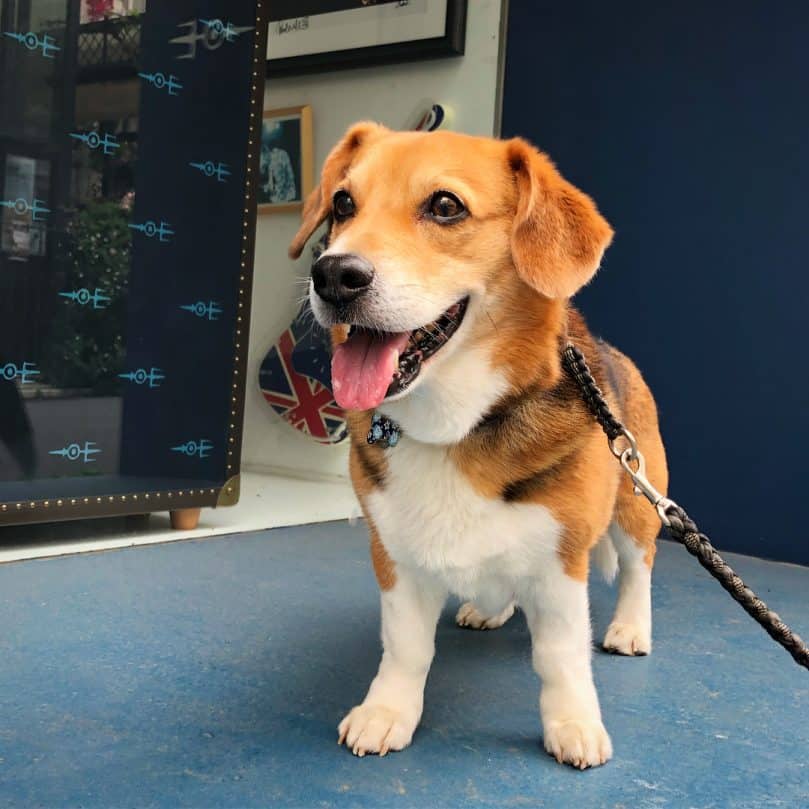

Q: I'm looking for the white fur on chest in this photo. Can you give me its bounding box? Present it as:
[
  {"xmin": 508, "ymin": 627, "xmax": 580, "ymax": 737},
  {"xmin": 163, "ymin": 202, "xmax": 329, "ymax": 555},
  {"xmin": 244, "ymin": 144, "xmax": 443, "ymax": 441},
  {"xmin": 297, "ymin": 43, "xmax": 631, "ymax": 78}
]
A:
[
  {"xmin": 365, "ymin": 437, "xmax": 562, "ymax": 606},
  {"xmin": 382, "ymin": 340, "xmax": 509, "ymax": 445}
]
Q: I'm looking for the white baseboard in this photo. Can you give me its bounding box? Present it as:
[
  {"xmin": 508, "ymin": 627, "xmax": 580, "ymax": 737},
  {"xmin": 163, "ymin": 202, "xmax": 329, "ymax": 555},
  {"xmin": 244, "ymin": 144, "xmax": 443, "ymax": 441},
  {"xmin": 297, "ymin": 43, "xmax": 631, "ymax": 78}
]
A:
[{"xmin": 242, "ymin": 461, "xmax": 349, "ymax": 485}]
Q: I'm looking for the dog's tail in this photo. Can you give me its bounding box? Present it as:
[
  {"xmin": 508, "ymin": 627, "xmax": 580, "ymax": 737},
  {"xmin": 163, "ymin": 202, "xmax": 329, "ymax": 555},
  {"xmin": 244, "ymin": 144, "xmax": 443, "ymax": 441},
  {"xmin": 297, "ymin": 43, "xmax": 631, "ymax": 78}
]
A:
[{"xmin": 592, "ymin": 534, "xmax": 618, "ymax": 584}]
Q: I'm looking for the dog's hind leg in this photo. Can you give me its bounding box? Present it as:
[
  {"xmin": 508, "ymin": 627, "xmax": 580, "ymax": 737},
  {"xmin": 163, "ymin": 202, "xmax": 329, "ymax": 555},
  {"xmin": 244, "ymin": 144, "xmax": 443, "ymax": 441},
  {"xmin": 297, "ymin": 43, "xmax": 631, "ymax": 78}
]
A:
[
  {"xmin": 455, "ymin": 600, "xmax": 516, "ymax": 630},
  {"xmin": 601, "ymin": 348, "xmax": 668, "ymax": 656},
  {"xmin": 602, "ymin": 523, "xmax": 653, "ymax": 655},
  {"xmin": 603, "ymin": 452, "xmax": 662, "ymax": 656}
]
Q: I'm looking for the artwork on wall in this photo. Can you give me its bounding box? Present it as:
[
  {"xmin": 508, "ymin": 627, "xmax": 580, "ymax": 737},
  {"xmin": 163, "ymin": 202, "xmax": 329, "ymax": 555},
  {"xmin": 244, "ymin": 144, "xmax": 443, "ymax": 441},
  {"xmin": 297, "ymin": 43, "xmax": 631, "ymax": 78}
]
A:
[
  {"xmin": 266, "ymin": 0, "xmax": 467, "ymax": 77},
  {"xmin": 257, "ymin": 106, "xmax": 314, "ymax": 215}
]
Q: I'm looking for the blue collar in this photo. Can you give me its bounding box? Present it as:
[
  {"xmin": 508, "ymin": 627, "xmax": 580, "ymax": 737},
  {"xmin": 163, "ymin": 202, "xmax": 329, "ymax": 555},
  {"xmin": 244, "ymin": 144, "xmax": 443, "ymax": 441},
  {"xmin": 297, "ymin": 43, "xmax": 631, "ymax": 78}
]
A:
[{"xmin": 367, "ymin": 413, "xmax": 401, "ymax": 448}]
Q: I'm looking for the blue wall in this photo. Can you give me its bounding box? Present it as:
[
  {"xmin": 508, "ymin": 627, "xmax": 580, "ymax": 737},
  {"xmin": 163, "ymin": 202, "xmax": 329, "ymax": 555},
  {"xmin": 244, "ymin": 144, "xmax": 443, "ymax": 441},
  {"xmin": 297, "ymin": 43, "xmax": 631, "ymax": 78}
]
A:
[{"xmin": 502, "ymin": 1, "xmax": 809, "ymax": 565}]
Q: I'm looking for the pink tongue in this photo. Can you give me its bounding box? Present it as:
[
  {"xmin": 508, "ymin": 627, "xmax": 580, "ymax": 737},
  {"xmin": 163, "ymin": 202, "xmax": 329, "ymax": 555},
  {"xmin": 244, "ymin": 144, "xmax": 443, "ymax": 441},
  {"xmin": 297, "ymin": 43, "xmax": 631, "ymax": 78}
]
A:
[{"xmin": 331, "ymin": 330, "xmax": 411, "ymax": 410}]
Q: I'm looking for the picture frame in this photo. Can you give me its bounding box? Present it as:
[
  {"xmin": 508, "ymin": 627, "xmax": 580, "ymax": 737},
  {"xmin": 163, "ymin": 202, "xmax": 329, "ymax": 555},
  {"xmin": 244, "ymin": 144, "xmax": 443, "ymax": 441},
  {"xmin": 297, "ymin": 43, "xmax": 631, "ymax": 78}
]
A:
[
  {"xmin": 257, "ymin": 105, "xmax": 314, "ymax": 215},
  {"xmin": 266, "ymin": 0, "xmax": 467, "ymax": 78}
]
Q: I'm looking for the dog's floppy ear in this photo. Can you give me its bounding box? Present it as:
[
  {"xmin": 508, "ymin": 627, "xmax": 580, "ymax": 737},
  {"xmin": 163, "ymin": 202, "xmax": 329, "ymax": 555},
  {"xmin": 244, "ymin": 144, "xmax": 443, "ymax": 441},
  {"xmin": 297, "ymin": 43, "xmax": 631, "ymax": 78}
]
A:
[
  {"xmin": 507, "ymin": 138, "xmax": 613, "ymax": 299},
  {"xmin": 288, "ymin": 121, "xmax": 387, "ymax": 259}
]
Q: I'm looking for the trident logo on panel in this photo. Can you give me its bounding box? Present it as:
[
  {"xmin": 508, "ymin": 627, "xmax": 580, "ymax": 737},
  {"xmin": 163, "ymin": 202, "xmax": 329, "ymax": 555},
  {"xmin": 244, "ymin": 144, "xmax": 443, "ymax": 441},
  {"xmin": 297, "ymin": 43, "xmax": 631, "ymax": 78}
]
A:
[
  {"xmin": 180, "ymin": 301, "xmax": 222, "ymax": 321},
  {"xmin": 138, "ymin": 71, "xmax": 183, "ymax": 96},
  {"xmin": 1, "ymin": 362, "xmax": 40, "ymax": 384},
  {"xmin": 70, "ymin": 130, "xmax": 120, "ymax": 156},
  {"xmin": 3, "ymin": 30, "xmax": 59, "ymax": 58},
  {"xmin": 119, "ymin": 368, "xmax": 165, "ymax": 389},
  {"xmin": 49, "ymin": 442, "xmax": 101, "ymax": 463},
  {"xmin": 59, "ymin": 288, "xmax": 111, "ymax": 309},
  {"xmin": 128, "ymin": 220, "xmax": 174, "ymax": 243},
  {"xmin": 171, "ymin": 440, "xmax": 213, "ymax": 459},
  {"xmin": 1, "ymin": 197, "xmax": 50, "ymax": 222},
  {"xmin": 189, "ymin": 160, "xmax": 231, "ymax": 183},
  {"xmin": 170, "ymin": 18, "xmax": 253, "ymax": 59}
]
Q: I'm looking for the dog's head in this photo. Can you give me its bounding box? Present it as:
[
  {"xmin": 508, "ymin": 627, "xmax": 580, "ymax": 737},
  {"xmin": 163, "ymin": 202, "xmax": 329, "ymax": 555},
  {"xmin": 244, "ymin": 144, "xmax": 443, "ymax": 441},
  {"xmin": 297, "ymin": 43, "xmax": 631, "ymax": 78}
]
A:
[{"xmin": 289, "ymin": 123, "xmax": 613, "ymax": 413}]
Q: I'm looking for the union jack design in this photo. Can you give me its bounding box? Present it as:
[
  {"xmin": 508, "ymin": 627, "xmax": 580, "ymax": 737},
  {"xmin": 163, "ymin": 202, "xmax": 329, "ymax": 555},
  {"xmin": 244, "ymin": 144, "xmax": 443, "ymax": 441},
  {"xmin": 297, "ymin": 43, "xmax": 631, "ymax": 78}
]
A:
[{"xmin": 259, "ymin": 303, "xmax": 347, "ymax": 444}]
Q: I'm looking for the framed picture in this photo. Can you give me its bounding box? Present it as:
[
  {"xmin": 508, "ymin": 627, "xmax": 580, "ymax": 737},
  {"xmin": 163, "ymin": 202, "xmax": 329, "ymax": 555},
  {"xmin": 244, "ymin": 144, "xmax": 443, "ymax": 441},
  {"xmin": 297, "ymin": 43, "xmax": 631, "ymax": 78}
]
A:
[
  {"xmin": 267, "ymin": 0, "xmax": 467, "ymax": 78},
  {"xmin": 258, "ymin": 105, "xmax": 314, "ymax": 215}
]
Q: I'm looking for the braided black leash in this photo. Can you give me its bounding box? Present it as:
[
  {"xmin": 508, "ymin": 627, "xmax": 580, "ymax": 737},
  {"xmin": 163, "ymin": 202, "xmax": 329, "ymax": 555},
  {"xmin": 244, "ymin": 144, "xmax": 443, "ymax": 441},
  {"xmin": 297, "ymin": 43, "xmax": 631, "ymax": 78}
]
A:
[{"xmin": 562, "ymin": 343, "xmax": 809, "ymax": 671}]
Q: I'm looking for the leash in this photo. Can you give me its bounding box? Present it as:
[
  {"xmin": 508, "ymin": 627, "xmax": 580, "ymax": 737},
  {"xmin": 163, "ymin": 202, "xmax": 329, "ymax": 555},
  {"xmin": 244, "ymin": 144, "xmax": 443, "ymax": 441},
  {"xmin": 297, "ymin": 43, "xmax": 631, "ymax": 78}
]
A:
[{"xmin": 562, "ymin": 344, "xmax": 809, "ymax": 671}]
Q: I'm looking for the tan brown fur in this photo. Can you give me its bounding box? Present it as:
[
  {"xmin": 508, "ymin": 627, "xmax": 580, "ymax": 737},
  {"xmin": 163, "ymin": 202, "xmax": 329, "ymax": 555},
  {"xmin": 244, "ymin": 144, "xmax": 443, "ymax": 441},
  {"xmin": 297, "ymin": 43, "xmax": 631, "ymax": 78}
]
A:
[
  {"xmin": 604, "ymin": 346, "xmax": 668, "ymax": 565},
  {"xmin": 369, "ymin": 517, "xmax": 397, "ymax": 591},
  {"xmin": 508, "ymin": 139, "xmax": 614, "ymax": 299},
  {"xmin": 347, "ymin": 409, "xmax": 396, "ymax": 590},
  {"xmin": 486, "ymin": 279, "xmax": 567, "ymax": 390},
  {"xmin": 289, "ymin": 122, "xmax": 389, "ymax": 259},
  {"xmin": 451, "ymin": 305, "xmax": 642, "ymax": 581}
]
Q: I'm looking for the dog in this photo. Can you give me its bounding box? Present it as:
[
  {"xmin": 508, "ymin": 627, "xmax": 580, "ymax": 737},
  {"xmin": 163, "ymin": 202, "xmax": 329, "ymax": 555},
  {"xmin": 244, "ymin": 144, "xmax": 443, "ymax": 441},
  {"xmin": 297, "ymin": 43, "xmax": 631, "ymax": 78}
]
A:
[{"xmin": 288, "ymin": 124, "xmax": 668, "ymax": 769}]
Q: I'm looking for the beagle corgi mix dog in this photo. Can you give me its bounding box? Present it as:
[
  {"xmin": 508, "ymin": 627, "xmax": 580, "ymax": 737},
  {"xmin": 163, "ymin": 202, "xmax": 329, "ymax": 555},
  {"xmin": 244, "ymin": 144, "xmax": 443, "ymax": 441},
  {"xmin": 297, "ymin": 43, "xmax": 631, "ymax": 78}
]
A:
[{"xmin": 289, "ymin": 124, "xmax": 668, "ymax": 769}]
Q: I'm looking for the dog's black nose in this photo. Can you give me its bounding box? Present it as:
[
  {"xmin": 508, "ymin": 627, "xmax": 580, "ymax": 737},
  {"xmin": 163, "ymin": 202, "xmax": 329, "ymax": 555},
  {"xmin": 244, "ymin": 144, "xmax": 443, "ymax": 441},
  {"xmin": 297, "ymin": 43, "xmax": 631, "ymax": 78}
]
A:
[{"xmin": 311, "ymin": 253, "xmax": 375, "ymax": 306}]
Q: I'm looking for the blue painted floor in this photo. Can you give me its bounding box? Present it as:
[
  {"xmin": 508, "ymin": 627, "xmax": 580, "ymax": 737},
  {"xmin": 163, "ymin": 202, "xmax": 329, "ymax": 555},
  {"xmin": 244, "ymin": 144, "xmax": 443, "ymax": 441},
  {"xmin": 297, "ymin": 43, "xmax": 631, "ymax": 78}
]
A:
[{"xmin": 0, "ymin": 521, "xmax": 807, "ymax": 808}]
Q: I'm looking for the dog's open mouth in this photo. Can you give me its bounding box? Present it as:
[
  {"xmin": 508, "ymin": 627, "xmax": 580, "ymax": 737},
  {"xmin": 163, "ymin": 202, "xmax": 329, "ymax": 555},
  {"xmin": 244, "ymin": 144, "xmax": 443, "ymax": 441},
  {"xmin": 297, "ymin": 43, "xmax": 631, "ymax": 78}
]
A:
[{"xmin": 331, "ymin": 297, "xmax": 469, "ymax": 411}]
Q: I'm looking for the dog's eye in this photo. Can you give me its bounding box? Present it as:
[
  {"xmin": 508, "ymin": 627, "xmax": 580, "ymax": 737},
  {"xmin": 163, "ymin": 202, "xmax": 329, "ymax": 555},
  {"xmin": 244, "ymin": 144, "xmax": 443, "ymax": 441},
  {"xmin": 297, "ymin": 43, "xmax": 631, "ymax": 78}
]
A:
[
  {"xmin": 427, "ymin": 191, "xmax": 467, "ymax": 223},
  {"xmin": 333, "ymin": 190, "xmax": 355, "ymax": 222}
]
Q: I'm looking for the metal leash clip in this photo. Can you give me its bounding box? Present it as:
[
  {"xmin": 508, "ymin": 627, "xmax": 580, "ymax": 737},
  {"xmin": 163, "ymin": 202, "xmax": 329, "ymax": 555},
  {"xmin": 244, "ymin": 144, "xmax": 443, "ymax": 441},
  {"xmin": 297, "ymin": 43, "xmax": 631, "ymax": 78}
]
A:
[{"xmin": 609, "ymin": 428, "xmax": 676, "ymax": 527}]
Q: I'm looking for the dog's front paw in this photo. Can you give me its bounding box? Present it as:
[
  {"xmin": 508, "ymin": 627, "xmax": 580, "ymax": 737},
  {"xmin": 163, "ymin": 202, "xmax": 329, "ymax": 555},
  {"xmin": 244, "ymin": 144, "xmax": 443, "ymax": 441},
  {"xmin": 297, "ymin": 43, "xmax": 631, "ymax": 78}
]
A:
[
  {"xmin": 338, "ymin": 704, "xmax": 417, "ymax": 757},
  {"xmin": 543, "ymin": 719, "xmax": 613, "ymax": 769},
  {"xmin": 603, "ymin": 621, "xmax": 651, "ymax": 656}
]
